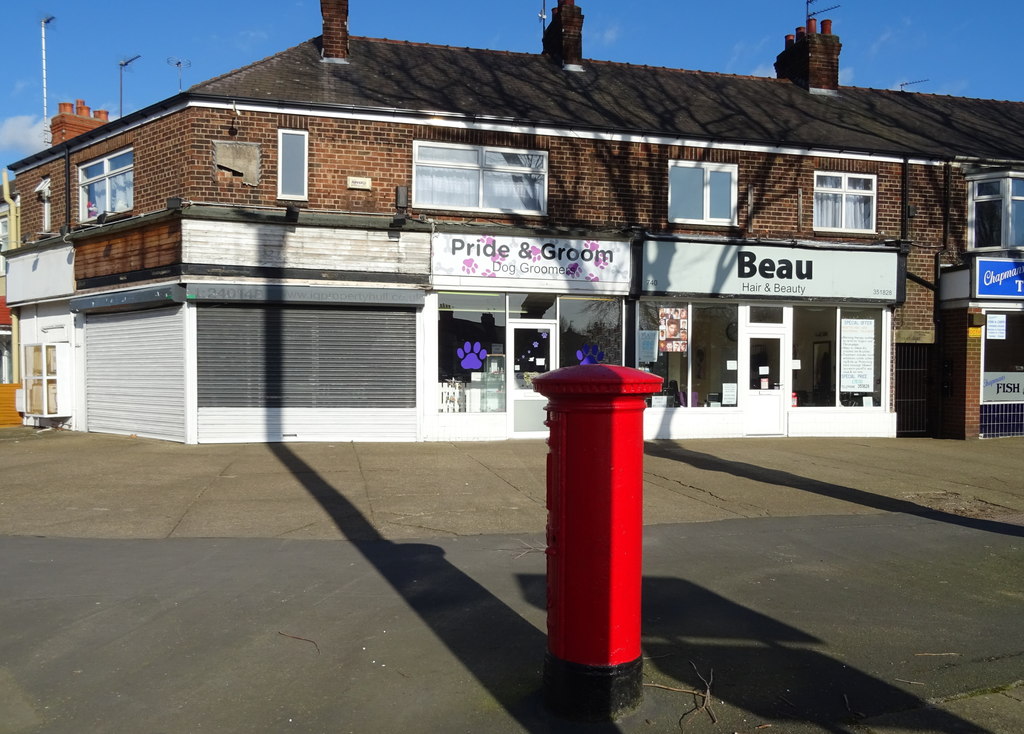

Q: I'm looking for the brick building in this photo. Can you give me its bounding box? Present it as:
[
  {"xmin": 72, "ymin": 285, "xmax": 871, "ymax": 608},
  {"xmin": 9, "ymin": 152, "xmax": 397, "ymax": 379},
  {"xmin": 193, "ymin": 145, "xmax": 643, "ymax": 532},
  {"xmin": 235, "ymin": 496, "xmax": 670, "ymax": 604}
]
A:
[{"xmin": 4, "ymin": 0, "xmax": 1023, "ymax": 442}]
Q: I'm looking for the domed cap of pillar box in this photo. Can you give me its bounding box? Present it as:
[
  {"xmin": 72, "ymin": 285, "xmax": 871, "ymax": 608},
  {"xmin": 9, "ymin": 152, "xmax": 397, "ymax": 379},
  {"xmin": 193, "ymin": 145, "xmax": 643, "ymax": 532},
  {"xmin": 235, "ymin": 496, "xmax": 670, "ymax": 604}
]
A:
[{"xmin": 532, "ymin": 364, "xmax": 663, "ymax": 398}]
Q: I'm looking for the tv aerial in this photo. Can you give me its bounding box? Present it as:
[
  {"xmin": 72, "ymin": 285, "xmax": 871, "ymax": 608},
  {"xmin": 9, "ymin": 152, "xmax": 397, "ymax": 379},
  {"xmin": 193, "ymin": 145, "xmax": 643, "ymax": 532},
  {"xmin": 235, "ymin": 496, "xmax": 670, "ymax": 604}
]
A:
[
  {"xmin": 167, "ymin": 57, "xmax": 192, "ymax": 92},
  {"xmin": 806, "ymin": 0, "xmax": 840, "ymax": 21},
  {"xmin": 899, "ymin": 79, "xmax": 929, "ymax": 92}
]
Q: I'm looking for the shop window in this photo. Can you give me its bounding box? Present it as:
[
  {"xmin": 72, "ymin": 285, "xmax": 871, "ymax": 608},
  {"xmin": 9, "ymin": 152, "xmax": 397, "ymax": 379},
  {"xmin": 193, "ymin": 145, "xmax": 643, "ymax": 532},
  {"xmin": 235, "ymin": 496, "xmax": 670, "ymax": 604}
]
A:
[
  {"xmin": 277, "ymin": 130, "xmax": 308, "ymax": 200},
  {"xmin": 838, "ymin": 309, "xmax": 882, "ymax": 407},
  {"xmin": 969, "ymin": 176, "xmax": 1024, "ymax": 248},
  {"xmin": 750, "ymin": 305, "xmax": 784, "ymax": 324},
  {"xmin": 2, "ymin": 333, "xmax": 12, "ymax": 383},
  {"xmin": 23, "ymin": 343, "xmax": 71, "ymax": 416},
  {"xmin": 438, "ymin": 292, "xmax": 506, "ymax": 413},
  {"xmin": 982, "ymin": 312, "xmax": 1024, "ymax": 402},
  {"xmin": 79, "ymin": 148, "xmax": 133, "ymax": 220},
  {"xmin": 509, "ymin": 292, "xmax": 556, "ymax": 319},
  {"xmin": 559, "ymin": 296, "xmax": 622, "ymax": 368},
  {"xmin": 640, "ymin": 302, "xmax": 738, "ymax": 407},
  {"xmin": 668, "ymin": 161, "xmax": 737, "ymax": 225},
  {"xmin": 813, "ymin": 172, "xmax": 875, "ymax": 233},
  {"xmin": 413, "ymin": 142, "xmax": 547, "ymax": 214},
  {"xmin": 792, "ymin": 307, "xmax": 837, "ymax": 406}
]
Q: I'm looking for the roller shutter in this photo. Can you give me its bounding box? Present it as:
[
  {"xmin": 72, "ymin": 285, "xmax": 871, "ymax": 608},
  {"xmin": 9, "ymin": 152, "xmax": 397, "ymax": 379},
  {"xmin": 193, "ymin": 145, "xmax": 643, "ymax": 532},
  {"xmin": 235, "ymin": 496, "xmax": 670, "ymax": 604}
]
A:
[
  {"xmin": 85, "ymin": 307, "xmax": 186, "ymax": 442},
  {"xmin": 197, "ymin": 306, "xmax": 415, "ymax": 408}
]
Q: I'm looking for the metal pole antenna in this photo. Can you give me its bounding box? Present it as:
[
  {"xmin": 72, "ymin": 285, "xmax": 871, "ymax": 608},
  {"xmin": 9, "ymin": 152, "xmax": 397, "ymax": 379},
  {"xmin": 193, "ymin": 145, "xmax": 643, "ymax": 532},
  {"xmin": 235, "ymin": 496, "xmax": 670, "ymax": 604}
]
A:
[
  {"xmin": 41, "ymin": 16, "xmax": 55, "ymax": 146},
  {"xmin": 119, "ymin": 55, "xmax": 141, "ymax": 117}
]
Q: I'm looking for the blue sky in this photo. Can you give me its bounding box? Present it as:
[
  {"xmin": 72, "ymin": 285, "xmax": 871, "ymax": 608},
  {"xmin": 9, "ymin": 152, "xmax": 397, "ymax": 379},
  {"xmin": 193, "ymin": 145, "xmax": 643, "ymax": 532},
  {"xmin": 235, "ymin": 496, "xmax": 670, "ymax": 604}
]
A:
[{"xmin": 0, "ymin": 1, "xmax": 1015, "ymax": 175}]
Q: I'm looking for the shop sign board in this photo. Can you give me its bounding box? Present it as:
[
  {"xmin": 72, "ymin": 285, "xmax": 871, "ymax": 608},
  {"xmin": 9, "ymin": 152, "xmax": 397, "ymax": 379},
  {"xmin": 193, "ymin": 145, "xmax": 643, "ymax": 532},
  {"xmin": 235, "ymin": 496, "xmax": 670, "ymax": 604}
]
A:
[
  {"xmin": 432, "ymin": 234, "xmax": 631, "ymax": 293},
  {"xmin": 975, "ymin": 258, "xmax": 1024, "ymax": 299},
  {"xmin": 983, "ymin": 372, "xmax": 1024, "ymax": 401},
  {"xmin": 641, "ymin": 241, "xmax": 899, "ymax": 301}
]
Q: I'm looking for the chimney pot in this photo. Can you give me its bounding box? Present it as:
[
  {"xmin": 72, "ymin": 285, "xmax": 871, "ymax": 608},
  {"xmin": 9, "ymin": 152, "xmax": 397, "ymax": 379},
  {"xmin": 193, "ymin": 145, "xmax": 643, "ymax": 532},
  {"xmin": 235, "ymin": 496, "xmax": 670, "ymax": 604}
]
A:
[
  {"xmin": 94, "ymin": 110, "xmax": 109, "ymax": 122},
  {"xmin": 58, "ymin": 102, "xmax": 73, "ymax": 114},
  {"xmin": 795, "ymin": 26, "xmax": 806, "ymax": 41},
  {"xmin": 807, "ymin": 17, "xmax": 817, "ymax": 34},
  {"xmin": 822, "ymin": 19, "xmax": 833, "ymax": 35}
]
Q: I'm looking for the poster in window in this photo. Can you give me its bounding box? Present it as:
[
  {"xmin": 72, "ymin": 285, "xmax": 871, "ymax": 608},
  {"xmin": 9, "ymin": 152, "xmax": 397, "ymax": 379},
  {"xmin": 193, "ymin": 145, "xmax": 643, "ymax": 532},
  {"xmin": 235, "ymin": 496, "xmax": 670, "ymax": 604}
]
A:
[
  {"xmin": 658, "ymin": 307, "xmax": 688, "ymax": 354},
  {"xmin": 839, "ymin": 319, "xmax": 874, "ymax": 392}
]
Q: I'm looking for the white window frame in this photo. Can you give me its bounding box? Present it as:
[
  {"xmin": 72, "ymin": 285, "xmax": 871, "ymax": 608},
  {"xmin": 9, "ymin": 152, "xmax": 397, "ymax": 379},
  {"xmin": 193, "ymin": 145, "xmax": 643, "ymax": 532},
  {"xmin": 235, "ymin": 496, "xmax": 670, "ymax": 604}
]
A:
[
  {"xmin": 667, "ymin": 161, "xmax": 739, "ymax": 225},
  {"xmin": 813, "ymin": 171, "xmax": 877, "ymax": 234},
  {"xmin": 35, "ymin": 177, "xmax": 52, "ymax": 232},
  {"xmin": 277, "ymin": 129, "xmax": 309, "ymax": 201},
  {"xmin": 79, "ymin": 147, "xmax": 134, "ymax": 221},
  {"xmin": 412, "ymin": 141, "xmax": 548, "ymax": 215},
  {"xmin": 0, "ymin": 213, "xmax": 8, "ymax": 273},
  {"xmin": 967, "ymin": 172, "xmax": 1024, "ymax": 249}
]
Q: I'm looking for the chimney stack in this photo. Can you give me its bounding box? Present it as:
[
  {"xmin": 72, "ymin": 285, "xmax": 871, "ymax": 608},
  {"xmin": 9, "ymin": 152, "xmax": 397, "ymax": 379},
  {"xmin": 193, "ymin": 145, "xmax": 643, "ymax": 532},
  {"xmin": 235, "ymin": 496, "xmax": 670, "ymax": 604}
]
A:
[
  {"xmin": 774, "ymin": 18, "xmax": 842, "ymax": 94},
  {"xmin": 49, "ymin": 99, "xmax": 110, "ymax": 145},
  {"xmin": 320, "ymin": 0, "xmax": 350, "ymax": 63},
  {"xmin": 543, "ymin": 0, "xmax": 585, "ymax": 71}
]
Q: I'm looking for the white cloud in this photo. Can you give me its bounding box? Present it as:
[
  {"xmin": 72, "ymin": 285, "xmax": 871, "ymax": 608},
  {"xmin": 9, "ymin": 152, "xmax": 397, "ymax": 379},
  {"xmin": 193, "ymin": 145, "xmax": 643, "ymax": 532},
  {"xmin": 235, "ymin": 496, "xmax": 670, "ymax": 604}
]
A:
[
  {"xmin": 598, "ymin": 24, "xmax": 621, "ymax": 47},
  {"xmin": 839, "ymin": 66, "xmax": 855, "ymax": 86},
  {"xmin": 0, "ymin": 115, "xmax": 45, "ymax": 155},
  {"xmin": 867, "ymin": 29, "xmax": 893, "ymax": 58},
  {"xmin": 750, "ymin": 63, "xmax": 775, "ymax": 78}
]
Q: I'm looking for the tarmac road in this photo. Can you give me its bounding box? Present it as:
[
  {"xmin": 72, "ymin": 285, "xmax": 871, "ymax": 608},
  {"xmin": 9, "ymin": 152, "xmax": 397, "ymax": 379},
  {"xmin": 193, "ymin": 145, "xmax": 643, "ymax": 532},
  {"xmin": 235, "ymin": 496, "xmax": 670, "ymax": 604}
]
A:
[{"xmin": 0, "ymin": 427, "xmax": 1022, "ymax": 733}]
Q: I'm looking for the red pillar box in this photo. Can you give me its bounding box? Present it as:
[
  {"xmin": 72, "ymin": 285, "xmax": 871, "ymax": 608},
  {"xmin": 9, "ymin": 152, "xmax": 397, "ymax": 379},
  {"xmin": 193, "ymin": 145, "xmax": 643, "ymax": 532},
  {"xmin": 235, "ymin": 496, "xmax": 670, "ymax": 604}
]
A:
[{"xmin": 532, "ymin": 364, "xmax": 662, "ymax": 721}]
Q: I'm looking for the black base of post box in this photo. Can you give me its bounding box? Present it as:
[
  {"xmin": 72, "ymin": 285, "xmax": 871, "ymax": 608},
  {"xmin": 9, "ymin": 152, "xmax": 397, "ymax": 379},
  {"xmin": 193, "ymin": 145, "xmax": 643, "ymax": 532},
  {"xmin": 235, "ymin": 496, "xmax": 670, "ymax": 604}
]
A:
[{"xmin": 543, "ymin": 653, "xmax": 643, "ymax": 722}]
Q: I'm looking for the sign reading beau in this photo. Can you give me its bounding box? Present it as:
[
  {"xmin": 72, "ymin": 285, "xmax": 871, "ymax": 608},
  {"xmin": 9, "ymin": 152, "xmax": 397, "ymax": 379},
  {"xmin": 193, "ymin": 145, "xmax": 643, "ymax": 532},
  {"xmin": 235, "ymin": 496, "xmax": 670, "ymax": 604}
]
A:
[{"xmin": 432, "ymin": 234, "xmax": 631, "ymax": 294}]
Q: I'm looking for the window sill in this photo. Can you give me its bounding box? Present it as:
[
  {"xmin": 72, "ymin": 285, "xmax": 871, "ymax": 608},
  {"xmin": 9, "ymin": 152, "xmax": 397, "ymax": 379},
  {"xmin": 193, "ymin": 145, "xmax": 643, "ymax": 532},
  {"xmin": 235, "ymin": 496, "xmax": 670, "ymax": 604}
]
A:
[{"xmin": 812, "ymin": 229, "xmax": 878, "ymax": 239}]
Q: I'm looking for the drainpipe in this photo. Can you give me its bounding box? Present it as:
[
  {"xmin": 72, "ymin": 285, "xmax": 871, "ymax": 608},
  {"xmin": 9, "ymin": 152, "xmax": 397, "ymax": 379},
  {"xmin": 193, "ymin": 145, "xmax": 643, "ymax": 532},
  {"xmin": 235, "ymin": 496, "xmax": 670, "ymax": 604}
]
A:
[{"xmin": 2, "ymin": 170, "xmax": 22, "ymax": 383}]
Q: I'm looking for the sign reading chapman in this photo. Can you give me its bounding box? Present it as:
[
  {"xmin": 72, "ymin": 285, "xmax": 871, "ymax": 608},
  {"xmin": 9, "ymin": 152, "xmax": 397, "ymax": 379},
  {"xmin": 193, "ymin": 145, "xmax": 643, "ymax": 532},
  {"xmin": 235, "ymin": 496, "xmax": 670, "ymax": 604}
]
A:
[
  {"xmin": 432, "ymin": 233, "xmax": 631, "ymax": 293},
  {"xmin": 975, "ymin": 258, "xmax": 1024, "ymax": 299},
  {"xmin": 642, "ymin": 241, "xmax": 902, "ymax": 302}
]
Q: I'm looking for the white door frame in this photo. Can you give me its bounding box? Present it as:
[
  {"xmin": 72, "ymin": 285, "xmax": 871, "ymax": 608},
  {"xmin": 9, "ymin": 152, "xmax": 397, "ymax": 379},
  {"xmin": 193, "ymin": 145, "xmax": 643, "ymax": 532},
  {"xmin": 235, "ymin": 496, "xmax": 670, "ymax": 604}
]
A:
[
  {"xmin": 508, "ymin": 319, "xmax": 557, "ymax": 437},
  {"xmin": 742, "ymin": 326, "xmax": 788, "ymax": 436}
]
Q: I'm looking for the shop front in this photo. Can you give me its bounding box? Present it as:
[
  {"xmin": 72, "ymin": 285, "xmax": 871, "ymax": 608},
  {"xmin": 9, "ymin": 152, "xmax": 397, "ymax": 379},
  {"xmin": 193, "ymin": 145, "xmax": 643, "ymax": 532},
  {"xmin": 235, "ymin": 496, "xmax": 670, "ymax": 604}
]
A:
[
  {"xmin": 640, "ymin": 239, "xmax": 903, "ymax": 438},
  {"xmin": 425, "ymin": 232, "xmax": 632, "ymax": 441},
  {"xmin": 940, "ymin": 255, "xmax": 1024, "ymax": 438}
]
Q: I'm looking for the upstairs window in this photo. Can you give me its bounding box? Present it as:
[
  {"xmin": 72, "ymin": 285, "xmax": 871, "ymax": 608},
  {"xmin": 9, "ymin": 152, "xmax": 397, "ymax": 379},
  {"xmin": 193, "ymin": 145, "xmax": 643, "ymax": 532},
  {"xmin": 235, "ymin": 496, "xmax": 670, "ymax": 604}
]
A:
[
  {"xmin": 35, "ymin": 177, "xmax": 52, "ymax": 233},
  {"xmin": 413, "ymin": 142, "xmax": 547, "ymax": 214},
  {"xmin": 813, "ymin": 172, "xmax": 876, "ymax": 233},
  {"xmin": 80, "ymin": 148, "xmax": 134, "ymax": 220},
  {"xmin": 970, "ymin": 176, "xmax": 1024, "ymax": 248},
  {"xmin": 668, "ymin": 161, "xmax": 737, "ymax": 225},
  {"xmin": 277, "ymin": 129, "xmax": 308, "ymax": 200}
]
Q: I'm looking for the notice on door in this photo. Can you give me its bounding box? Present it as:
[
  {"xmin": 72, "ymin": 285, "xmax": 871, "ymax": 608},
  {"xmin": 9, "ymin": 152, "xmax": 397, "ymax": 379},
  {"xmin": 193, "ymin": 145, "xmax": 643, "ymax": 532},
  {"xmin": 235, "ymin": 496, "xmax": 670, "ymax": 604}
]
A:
[{"xmin": 840, "ymin": 319, "xmax": 875, "ymax": 392}]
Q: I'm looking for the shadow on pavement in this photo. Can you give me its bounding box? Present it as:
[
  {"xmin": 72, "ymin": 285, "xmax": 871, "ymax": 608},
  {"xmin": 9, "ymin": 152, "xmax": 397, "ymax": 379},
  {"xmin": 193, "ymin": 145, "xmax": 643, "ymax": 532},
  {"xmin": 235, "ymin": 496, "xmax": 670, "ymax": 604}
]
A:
[
  {"xmin": 516, "ymin": 574, "xmax": 987, "ymax": 733},
  {"xmin": 645, "ymin": 441, "xmax": 1024, "ymax": 538},
  {"xmin": 268, "ymin": 443, "xmax": 623, "ymax": 733}
]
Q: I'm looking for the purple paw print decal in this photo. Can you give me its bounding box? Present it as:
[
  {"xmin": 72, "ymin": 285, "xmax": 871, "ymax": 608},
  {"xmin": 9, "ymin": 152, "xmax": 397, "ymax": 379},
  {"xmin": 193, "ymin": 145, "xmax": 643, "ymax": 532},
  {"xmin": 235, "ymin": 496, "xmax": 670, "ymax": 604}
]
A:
[
  {"xmin": 458, "ymin": 341, "xmax": 487, "ymax": 369},
  {"xmin": 566, "ymin": 263, "xmax": 582, "ymax": 279},
  {"xmin": 529, "ymin": 246, "xmax": 543, "ymax": 262},
  {"xmin": 586, "ymin": 273, "xmax": 600, "ymax": 282},
  {"xmin": 462, "ymin": 258, "xmax": 479, "ymax": 275},
  {"xmin": 576, "ymin": 344, "xmax": 605, "ymax": 365}
]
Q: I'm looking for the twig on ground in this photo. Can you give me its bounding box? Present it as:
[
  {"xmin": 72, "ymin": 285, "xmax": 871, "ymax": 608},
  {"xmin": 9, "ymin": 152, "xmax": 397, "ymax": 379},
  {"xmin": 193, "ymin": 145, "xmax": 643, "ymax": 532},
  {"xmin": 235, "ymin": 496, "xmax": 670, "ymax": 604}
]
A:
[
  {"xmin": 843, "ymin": 693, "xmax": 865, "ymax": 719},
  {"xmin": 914, "ymin": 652, "xmax": 960, "ymax": 657},
  {"xmin": 502, "ymin": 538, "xmax": 547, "ymax": 559},
  {"xmin": 278, "ymin": 631, "xmax": 321, "ymax": 655},
  {"xmin": 895, "ymin": 678, "xmax": 926, "ymax": 686}
]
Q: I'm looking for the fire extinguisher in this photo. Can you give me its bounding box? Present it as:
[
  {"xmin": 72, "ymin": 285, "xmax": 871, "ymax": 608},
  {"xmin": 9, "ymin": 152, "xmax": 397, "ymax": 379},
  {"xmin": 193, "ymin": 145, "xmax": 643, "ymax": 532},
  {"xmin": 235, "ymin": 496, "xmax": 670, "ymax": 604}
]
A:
[{"xmin": 791, "ymin": 392, "xmax": 798, "ymax": 407}]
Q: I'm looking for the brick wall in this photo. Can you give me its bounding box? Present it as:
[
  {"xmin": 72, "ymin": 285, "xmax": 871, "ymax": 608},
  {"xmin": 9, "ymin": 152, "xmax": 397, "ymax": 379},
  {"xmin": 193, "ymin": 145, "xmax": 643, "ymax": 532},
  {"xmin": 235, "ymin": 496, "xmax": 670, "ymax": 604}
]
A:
[{"xmin": 938, "ymin": 309, "xmax": 981, "ymax": 439}]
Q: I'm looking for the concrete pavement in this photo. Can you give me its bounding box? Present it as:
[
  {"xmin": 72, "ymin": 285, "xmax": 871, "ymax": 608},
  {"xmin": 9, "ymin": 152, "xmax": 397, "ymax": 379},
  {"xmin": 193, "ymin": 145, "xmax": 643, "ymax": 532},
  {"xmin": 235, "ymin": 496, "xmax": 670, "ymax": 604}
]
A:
[{"xmin": 0, "ymin": 427, "xmax": 1022, "ymax": 733}]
